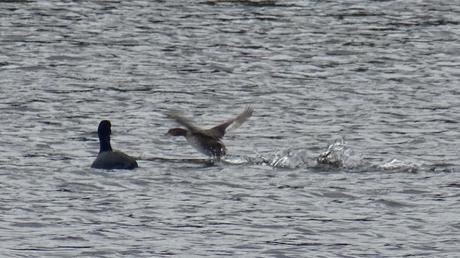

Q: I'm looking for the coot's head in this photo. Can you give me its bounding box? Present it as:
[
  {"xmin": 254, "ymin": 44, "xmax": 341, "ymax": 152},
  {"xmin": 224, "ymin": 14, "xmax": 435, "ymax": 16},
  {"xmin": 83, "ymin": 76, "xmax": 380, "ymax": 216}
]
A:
[
  {"xmin": 98, "ymin": 120, "xmax": 112, "ymax": 138},
  {"xmin": 166, "ymin": 128, "xmax": 187, "ymax": 137}
]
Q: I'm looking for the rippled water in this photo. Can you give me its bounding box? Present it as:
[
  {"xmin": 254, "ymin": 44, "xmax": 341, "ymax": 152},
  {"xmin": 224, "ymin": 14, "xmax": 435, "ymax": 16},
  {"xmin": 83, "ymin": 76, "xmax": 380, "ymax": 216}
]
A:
[{"xmin": 1, "ymin": 0, "xmax": 460, "ymax": 257}]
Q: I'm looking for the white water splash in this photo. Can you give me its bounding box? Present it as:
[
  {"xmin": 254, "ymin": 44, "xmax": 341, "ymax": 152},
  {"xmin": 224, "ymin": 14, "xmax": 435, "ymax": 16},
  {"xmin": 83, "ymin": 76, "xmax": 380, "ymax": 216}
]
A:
[
  {"xmin": 379, "ymin": 159, "xmax": 419, "ymax": 173},
  {"xmin": 316, "ymin": 138, "xmax": 363, "ymax": 169}
]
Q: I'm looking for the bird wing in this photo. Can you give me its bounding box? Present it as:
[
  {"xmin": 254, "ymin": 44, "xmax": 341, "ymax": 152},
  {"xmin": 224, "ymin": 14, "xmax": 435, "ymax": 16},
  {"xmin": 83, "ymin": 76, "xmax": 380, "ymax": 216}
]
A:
[
  {"xmin": 166, "ymin": 110, "xmax": 202, "ymax": 133},
  {"xmin": 206, "ymin": 105, "xmax": 254, "ymax": 139}
]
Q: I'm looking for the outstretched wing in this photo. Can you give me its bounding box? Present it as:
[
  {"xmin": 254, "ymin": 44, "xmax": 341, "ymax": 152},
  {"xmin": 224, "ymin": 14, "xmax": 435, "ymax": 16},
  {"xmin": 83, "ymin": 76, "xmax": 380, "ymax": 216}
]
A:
[
  {"xmin": 206, "ymin": 105, "xmax": 254, "ymax": 139},
  {"xmin": 166, "ymin": 110, "xmax": 202, "ymax": 133}
]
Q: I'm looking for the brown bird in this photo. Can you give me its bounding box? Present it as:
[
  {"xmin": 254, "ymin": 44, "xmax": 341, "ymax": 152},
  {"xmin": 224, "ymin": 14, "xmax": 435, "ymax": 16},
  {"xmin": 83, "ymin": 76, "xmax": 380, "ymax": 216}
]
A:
[
  {"xmin": 166, "ymin": 106, "xmax": 254, "ymax": 158},
  {"xmin": 91, "ymin": 120, "xmax": 138, "ymax": 170}
]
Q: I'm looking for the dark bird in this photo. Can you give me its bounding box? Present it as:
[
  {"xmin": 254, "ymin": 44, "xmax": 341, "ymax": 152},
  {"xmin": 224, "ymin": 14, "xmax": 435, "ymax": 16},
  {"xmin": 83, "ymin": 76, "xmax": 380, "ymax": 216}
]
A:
[
  {"xmin": 166, "ymin": 106, "xmax": 254, "ymax": 158},
  {"xmin": 91, "ymin": 120, "xmax": 138, "ymax": 170}
]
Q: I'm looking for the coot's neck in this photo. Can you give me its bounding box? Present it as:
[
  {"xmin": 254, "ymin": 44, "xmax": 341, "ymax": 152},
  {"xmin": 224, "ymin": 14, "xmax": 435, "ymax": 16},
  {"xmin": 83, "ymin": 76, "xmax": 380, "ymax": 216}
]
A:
[{"xmin": 99, "ymin": 134, "xmax": 112, "ymax": 153}]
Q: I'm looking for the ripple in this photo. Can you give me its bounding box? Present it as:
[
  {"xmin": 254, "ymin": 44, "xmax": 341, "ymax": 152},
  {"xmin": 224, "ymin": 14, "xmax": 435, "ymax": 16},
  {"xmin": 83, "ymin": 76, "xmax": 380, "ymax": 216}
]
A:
[{"xmin": 1, "ymin": 1, "xmax": 459, "ymax": 257}]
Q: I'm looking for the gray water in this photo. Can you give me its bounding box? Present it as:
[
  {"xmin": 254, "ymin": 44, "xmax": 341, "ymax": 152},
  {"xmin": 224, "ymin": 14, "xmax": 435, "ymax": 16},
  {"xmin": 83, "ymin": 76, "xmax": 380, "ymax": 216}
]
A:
[{"xmin": 1, "ymin": 0, "xmax": 460, "ymax": 257}]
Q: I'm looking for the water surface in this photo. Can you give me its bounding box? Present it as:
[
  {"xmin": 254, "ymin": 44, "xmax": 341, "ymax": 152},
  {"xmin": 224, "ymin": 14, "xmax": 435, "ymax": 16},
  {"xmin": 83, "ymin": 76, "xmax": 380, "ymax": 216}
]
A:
[{"xmin": 1, "ymin": 0, "xmax": 459, "ymax": 257}]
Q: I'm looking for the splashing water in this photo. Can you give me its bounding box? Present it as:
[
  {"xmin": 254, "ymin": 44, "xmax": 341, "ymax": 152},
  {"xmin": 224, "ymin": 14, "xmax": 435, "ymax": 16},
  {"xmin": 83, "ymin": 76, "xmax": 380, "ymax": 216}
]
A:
[
  {"xmin": 269, "ymin": 149, "xmax": 312, "ymax": 169},
  {"xmin": 219, "ymin": 139, "xmax": 421, "ymax": 173},
  {"xmin": 317, "ymin": 139, "xmax": 347, "ymax": 167},
  {"xmin": 316, "ymin": 138, "xmax": 365, "ymax": 169},
  {"xmin": 261, "ymin": 138, "xmax": 358, "ymax": 169},
  {"xmin": 379, "ymin": 159, "xmax": 419, "ymax": 173}
]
